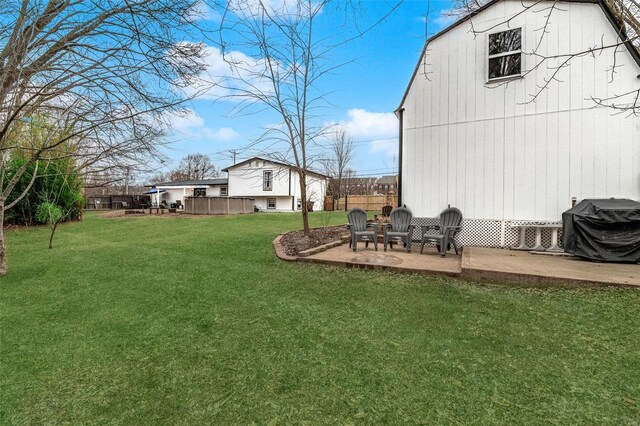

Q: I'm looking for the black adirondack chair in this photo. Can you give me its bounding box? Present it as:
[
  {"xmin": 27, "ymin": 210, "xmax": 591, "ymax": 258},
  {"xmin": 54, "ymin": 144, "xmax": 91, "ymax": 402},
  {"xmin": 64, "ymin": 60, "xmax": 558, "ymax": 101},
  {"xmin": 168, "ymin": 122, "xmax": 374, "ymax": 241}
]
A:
[
  {"xmin": 383, "ymin": 207, "xmax": 415, "ymax": 252},
  {"xmin": 420, "ymin": 208, "xmax": 463, "ymax": 257},
  {"xmin": 346, "ymin": 208, "xmax": 378, "ymax": 251}
]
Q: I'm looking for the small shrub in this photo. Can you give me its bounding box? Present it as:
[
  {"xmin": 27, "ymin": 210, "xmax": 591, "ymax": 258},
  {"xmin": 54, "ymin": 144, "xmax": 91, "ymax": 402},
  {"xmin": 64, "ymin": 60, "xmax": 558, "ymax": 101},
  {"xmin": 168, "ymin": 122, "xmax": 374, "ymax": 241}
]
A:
[
  {"xmin": 318, "ymin": 210, "xmax": 332, "ymax": 228},
  {"xmin": 36, "ymin": 202, "xmax": 65, "ymax": 249},
  {"xmin": 36, "ymin": 202, "xmax": 63, "ymax": 225}
]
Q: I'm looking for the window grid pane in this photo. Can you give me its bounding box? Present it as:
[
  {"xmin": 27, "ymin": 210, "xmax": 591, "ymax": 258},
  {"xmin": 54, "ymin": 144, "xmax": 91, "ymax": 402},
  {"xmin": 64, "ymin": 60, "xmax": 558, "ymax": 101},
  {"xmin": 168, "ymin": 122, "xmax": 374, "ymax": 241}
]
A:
[
  {"xmin": 489, "ymin": 28, "xmax": 521, "ymax": 55},
  {"xmin": 488, "ymin": 53, "xmax": 521, "ymax": 79}
]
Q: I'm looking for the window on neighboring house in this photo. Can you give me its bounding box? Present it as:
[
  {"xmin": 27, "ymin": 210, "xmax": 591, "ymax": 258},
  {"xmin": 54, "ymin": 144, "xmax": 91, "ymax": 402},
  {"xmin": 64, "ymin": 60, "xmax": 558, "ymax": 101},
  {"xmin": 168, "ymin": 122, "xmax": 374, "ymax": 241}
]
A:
[
  {"xmin": 194, "ymin": 188, "xmax": 206, "ymax": 197},
  {"xmin": 220, "ymin": 186, "xmax": 228, "ymax": 196},
  {"xmin": 488, "ymin": 28, "xmax": 522, "ymax": 81},
  {"xmin": 297, "ymin": 199, "xmax": 302, "ymax": 210},
  {"xmin": 267, "ymin": 198, "xmax": 276, "ymax": 209},
  {"xmin": 263, "ymin": 170, "xmax": 273, "ymax": 191}
]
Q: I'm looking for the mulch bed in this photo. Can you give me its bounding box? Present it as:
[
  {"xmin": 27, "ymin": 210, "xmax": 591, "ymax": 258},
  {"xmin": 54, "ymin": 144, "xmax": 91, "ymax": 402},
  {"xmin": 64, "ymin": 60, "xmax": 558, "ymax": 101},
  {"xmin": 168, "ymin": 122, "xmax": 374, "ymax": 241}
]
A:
[{"xmin": 280, "ymin": 225, "xmax": 348, "ymax": 256}]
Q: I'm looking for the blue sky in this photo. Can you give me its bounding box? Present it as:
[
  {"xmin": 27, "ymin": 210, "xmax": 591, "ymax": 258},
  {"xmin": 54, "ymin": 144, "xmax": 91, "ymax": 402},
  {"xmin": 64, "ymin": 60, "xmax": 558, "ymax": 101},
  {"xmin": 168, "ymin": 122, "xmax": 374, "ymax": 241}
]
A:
[{"xmin": 159, "ymin": 0, "xmax": 456, "ymax": 180}]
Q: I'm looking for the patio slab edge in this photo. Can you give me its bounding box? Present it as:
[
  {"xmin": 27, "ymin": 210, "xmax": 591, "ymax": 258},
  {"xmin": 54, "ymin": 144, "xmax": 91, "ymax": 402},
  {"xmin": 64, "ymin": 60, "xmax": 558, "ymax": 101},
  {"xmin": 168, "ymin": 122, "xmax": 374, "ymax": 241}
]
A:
[
  {"xmin": 461, "ymin": 248, "xmax": 640, "ymax": 288},
  {"xmin": 297, "ymin": 255, "xmax": 462, "ymax": 278}
]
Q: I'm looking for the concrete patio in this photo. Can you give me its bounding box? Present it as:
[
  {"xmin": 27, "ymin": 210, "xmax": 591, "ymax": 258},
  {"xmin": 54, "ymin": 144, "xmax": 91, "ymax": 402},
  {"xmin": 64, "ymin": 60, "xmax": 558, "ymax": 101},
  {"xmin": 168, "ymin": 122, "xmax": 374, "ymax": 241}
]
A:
[{"xmin": 301, "ymin": 243, "xmax": 639, "ymax": 287}]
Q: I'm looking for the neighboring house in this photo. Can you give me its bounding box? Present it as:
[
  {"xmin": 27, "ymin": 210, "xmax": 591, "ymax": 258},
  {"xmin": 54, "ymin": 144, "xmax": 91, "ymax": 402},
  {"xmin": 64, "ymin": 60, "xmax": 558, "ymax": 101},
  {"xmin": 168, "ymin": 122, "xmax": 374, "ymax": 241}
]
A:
[
  {"xmin": 397, "ymin": 0, "xmax": 640, "ymax": 247},
  {"xmin": 374, "ymin": 175, "xmax": 398, "ymax": 195},
  {"xmin": 327, "ymin": 177, "xmax": 376, "ymax": 198},
  {"xmin": 144, "ymin": 179, "xmax": 228, "ymax": 206},
  {"xmin": 222, "ymin": 157, "xmax": 329, "ymax": 212},
  {"xmin": 344, "ymin": 177, "xmax": 377, "ymax": 195}
]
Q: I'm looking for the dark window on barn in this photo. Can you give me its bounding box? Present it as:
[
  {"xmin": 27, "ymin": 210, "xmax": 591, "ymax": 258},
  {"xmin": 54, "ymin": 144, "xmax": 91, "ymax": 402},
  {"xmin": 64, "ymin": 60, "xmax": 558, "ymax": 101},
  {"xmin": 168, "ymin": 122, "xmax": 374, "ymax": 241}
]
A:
[
  {"xmin": 263, "ymin": 170, "xmax": 273, "ymax": 191},
  {"xmin": 488, "ymin": 28, "xmax": 522, "ymax": 80}
]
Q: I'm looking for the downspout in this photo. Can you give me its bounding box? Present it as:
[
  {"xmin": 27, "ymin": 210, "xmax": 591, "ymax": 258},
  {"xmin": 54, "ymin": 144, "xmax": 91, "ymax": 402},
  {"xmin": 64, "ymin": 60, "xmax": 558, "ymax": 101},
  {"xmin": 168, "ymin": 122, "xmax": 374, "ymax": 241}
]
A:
[
  {"xmin": 397, "ymin": 108, "xmax": 404, "ymax": 207},
  {"xmin": 289, "ymin": 168, "xmax": 294, "ymax": 211}
]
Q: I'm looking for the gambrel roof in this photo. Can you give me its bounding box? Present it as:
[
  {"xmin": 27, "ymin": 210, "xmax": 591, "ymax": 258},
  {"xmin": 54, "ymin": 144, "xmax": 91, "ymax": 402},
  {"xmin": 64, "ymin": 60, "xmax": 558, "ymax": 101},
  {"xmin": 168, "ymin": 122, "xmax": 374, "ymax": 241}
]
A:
[
  {"xmin": 146, "ymin": 179, "xmax": 228, "ymax": 187},
  {"xmin": 222, "ymin": 156, "xmax": 330, "ymax": 179}
]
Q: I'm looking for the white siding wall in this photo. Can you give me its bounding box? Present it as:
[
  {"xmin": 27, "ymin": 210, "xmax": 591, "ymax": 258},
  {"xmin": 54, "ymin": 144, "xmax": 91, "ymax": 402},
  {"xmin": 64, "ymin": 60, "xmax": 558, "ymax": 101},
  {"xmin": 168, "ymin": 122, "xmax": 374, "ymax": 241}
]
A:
[
  {"xmin": 401, "ymin": 0, "xmax": 640, "ymax": 221},
  {"xmin": 227, "ymin": 160, "xmax": 327, "ymax": 211},
  {"xmin": 290, "ymin": 172, "xmax": 327, "ymax": 211},
  {"xmin": 253, "ymin": 196, "xmax": 294, "ymax": 211}
]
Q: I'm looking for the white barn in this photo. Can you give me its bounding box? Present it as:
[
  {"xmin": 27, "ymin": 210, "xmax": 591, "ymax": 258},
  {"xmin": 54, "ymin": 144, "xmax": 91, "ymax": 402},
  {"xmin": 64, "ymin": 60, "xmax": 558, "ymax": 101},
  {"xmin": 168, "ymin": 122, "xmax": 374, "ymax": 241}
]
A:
[
  {"xmin": 397, "ymin": 0, "xmax": 640, "ymax": 247},
  {"xmin": 222, "ymin": 157, "xmax": 329, "ymax": 212}
]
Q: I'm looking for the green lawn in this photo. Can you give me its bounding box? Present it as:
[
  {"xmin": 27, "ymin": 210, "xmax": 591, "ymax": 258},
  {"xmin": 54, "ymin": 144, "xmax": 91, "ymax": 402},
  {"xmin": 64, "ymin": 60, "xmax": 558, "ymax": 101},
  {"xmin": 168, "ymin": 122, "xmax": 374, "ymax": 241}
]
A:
[{"xmin": 1, "ymin": 212, "xmax": 639, "ymax": 424}]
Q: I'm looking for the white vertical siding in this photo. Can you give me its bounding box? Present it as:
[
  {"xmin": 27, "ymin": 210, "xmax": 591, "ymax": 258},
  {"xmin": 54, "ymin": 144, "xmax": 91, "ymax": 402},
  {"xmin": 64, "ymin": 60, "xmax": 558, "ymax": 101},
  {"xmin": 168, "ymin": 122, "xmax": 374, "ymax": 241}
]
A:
[{"xmin": 401, "ymin": 0, "xmax": 640, "ymax": 221}]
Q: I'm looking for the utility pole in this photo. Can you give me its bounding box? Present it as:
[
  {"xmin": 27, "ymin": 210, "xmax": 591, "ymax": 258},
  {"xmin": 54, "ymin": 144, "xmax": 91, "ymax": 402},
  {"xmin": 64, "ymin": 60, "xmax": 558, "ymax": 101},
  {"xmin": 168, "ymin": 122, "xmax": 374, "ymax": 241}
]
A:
[
  {"xmin": 124, "ymin": 166, "xmax": 130, "ymax": 195},
  {"xmin": 229, "ymin": 150, "xmax": 237, "ymax": 164}
]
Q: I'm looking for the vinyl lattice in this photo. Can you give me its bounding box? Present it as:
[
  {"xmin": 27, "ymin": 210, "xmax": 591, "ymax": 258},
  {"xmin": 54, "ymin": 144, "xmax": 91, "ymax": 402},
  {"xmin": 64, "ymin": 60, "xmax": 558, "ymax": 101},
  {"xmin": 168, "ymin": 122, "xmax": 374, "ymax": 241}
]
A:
[{"xmin": 411, "ymin": 218, "xmax": 564, "ymax": 249}]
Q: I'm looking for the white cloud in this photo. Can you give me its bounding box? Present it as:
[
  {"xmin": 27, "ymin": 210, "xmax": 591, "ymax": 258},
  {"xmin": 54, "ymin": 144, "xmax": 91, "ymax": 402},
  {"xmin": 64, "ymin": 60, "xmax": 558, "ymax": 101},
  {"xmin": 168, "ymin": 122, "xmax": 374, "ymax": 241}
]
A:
[
  {"xmin": 227, "ymin": 0, "xmax": 323, "ymax": 20},
  {"xmin": 370, "ymin": 139, "xmax": 398, "ymax": 159},
  {"xmin": 325, "ymin": 108, "xmax": 398, "ymax": 160},
  {"xmin": 203, "ymin": 127, "xmax": 239, "ymax": 141},
  {"xmin": 337, "ymin": 108, "xmax": 397, "ymax": 140},
  {"xmin": 416, "ymin": 9, "xmax": 461, "ymax": 33},
  {"xmin": 186, "ymin": 1, "xmax": 222, "ymax": 22},
  {"xmin": 433, "ymin": 10, "xmax": 459, "ymax": 28},
  {"xmin": 165, "ymin": 109, "xmax": 204, "ymax": 130},
  {"xmin": 175, "ymin": 44, "xmax": 275, "ymax": 102},
  {"xmin": 163, "ymin": 109, "xmax": 239, "ymax": 142}
]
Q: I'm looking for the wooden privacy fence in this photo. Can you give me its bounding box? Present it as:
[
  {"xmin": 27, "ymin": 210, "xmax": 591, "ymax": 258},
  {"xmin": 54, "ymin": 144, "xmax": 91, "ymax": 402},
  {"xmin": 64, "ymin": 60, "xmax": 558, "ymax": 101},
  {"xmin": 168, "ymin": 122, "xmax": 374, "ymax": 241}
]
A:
[
  {"xmin": 184, "ymin": 196, "xmax": 254, "ymax": 215},
  {"xmin": 85, "ymin": 194, "xmax": 150, "ymax": 210},
  {"xmin": 330, "ymin": 195, "xmax": 398, "ymax": 212}
]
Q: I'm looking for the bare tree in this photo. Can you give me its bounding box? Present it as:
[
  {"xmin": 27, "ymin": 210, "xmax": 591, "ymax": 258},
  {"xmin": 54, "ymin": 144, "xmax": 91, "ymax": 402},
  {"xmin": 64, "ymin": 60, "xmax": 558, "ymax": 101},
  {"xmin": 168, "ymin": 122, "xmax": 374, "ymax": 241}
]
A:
[
  {"xmin": 435, "ymin": 0, "xmax": 640, "ymax": 114},
  {"xmin": 174, "ymin": 154, "xmax": 220, "ymax": 180},
  {"xmin": 149, "ymin": 171, "xmax": 171, "ymax": 185},
  {"xmin": 0, "ymin": 0, "xmax": 208, "ymax": 275},
  {"xmin": 323, "ymin": 128, "xmax": 354, "ymax": 206},
  {"xmin": 204, "ymin": 0, "xmax": 402, "ymax": 235}
]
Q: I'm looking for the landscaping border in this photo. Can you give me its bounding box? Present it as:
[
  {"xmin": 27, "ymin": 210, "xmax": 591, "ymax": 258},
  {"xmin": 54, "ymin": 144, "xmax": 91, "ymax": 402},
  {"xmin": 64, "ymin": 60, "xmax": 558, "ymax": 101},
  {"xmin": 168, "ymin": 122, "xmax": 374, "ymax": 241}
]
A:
[{"xmin": 273, "ymin": 231, "xmax": 349, "ymax": 261}]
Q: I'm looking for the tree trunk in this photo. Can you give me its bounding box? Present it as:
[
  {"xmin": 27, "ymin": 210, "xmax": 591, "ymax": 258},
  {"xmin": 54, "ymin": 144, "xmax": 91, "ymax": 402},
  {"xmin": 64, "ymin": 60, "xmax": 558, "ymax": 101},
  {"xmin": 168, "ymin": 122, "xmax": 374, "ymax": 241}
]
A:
[
  {"xmin": 299, "ymin": 172, "xmax": 310, "ymax": 236},
  {"xmin": 0, "ymin": 200, "xmax": 6, "ymax": 276},
  {"xmin": 48, "ymin": 221, "xmax": 60, "ymax": 249}
]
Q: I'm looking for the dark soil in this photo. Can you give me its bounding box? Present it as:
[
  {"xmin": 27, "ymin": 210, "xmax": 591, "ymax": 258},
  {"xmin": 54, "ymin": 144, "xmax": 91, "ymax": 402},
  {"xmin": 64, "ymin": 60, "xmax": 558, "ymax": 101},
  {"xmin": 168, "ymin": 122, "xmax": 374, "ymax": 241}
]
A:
[{"xmin": 280, "ymin": 225, "xmax": 348, "ymax": 256}]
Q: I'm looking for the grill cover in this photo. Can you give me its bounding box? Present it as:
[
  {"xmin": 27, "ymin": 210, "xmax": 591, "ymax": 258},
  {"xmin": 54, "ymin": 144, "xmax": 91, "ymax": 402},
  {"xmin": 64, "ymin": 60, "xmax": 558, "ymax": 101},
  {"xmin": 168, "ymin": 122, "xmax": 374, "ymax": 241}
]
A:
[{"xmin": 562, "ymin": 199, "xmax": 640, "ymax": 263}]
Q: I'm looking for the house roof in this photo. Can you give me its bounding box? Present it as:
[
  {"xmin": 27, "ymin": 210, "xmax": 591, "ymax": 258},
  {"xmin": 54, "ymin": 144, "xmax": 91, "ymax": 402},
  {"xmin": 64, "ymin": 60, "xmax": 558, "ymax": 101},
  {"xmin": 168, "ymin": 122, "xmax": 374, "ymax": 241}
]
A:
[
  {"xmin": 377, "ymin": 175, "xmax": 398, "ymax": 184},
  {"xmin": 145, "ymin": 178, "xmax": 228, "ymax": 187},
  {"xmin": 396, "ymin": 0, "xmax": 640, "ymax": 112},
  {"xmin": 222, "ymin": 156, "xmax": 330, "ymax": 178}
]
